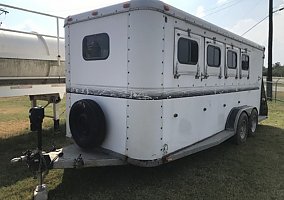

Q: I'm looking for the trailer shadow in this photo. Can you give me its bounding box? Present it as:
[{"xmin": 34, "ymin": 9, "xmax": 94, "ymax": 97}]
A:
[
  {"xmin": 0, "ymin": 123, "xmax": 68, "ymax": 189},
  {"xmin": 49, "ymin": 124, "xmax": 284, "ymax": 200}
]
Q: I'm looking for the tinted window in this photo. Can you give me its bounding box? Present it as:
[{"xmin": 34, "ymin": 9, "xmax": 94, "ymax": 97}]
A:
[
  {"xmin": 242, "ymin": 54, "xmax": 249, "ymax": 70},
  {"xmin": 207, "ymin": 45, "xmax": 221, "ymax": 67},
  {"xmin": 82, "ymin": 33, "xmax": 109, "ymax": 60},
  {"xmin": 227, "ymin": 50, "xmax": 237, "ymax": 69},
  {"xmin": 178, "ymin": 38, "xmax": 198, "ymax": 65}
]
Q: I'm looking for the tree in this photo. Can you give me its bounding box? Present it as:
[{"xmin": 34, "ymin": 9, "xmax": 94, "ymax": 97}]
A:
[{"xmin": 263, "ymin": 62, "xmax": 284, "ymax": 77}]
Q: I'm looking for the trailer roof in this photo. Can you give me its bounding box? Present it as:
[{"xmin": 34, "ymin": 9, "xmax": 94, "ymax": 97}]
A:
[{"xmin": 65, "ymin": 0, "xmax": 264, "ymax": 51}]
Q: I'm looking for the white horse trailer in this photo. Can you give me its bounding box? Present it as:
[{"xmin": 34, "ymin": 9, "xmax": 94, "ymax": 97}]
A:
[{"xmin": 12, "ymin": 0, "xmax": 268, "ymax": 170}]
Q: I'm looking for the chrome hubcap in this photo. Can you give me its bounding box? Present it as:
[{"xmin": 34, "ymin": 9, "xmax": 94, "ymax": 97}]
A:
[
  {"xmin": 240, "ymin": 119, "xmax": 247, "ymax": 139},
  {"xmin": 251, "ymin": 115, "xmax": 257, "ymax": 133}
]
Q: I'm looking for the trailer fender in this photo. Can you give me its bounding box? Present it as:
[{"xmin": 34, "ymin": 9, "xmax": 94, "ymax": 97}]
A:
[{"xmin": 225, "ymin": 106, "xmax": 256, "ymax": 133}]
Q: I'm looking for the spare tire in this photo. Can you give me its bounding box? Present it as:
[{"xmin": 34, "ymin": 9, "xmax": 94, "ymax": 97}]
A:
[{"xmin": 69, "ymin": 99, "xmax": 106, "ymax": 149}]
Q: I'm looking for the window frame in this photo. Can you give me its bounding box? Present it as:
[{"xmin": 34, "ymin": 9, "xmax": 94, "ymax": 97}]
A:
[
  {"xmin": 177, "ymin": 37, "xmax": 199, "ymax": 65},
  {"xmin": 241, "ymin": 54, "xmax": 250, "ymax": 71},
  {"xmin": 207, "ymin": 45, "xmax": 221, "ymax": 68},
  {"xmin": 82, "ymin": 33, "xmax": 110, "ymax": 61},
  {"xmin": 227, "ymin": 50, "xmax": 238, "ymax": 69}
]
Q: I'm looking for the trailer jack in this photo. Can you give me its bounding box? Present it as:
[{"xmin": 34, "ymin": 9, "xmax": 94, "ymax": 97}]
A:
[{"xmin": 11, "ymin": 106, "xmax": 63, "ymax": 200}]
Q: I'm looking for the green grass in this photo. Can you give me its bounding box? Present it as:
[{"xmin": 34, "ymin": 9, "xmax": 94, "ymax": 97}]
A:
[{"xmin": 0, "ymin": 97, "xmax": 283, "ymax": 200}]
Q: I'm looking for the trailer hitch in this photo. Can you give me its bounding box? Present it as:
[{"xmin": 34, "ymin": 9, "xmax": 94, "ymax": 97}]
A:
[
  {"xmin": 11, "ymin": 149, "xmax": 63, "ymax": 177},
  {"xmin": 10, "ymin": 106, "xmax": 62, "ymax": 200}
]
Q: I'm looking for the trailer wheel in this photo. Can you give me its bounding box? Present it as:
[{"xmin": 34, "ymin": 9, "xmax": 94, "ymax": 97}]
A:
[
  {"xmin": 248, "ymin": 109, "xmax": 258, "ymax": 136},
  {"xmin": 69, "ymin": 99, "xmax": 106, "ymax": 149},
  {"xmin": 234, "ymin": 112, "xmax": 248, "ymax": 145}
]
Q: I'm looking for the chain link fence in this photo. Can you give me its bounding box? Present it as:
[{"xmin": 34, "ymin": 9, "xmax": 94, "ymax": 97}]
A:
[{"xmin": 263, "ymin": 77, "xmax": 284, "ymax": 102}]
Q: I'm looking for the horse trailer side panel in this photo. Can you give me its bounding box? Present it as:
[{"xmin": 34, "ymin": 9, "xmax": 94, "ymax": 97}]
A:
[{"xmin": 163, "ymin": 89, "xmax": 261, "ymax": 154}]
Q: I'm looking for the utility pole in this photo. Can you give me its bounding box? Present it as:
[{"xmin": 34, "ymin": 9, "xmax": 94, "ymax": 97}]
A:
[{"xmin": 267, "ymin": 0, "xmax": 273, "ymax": 100}]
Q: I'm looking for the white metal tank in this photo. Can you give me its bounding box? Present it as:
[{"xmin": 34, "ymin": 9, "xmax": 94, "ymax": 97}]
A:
[{"xmin": 0, "ymin": 29, "xmax": 65, "ymax": 84}]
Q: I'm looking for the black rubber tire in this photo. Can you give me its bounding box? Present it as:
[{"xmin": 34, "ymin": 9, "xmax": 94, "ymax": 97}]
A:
[
  {"xmin": 234, "ymin": 112, "xmax": 248, "ymax": 145},
  {"xmin": 69, "ymin": 99, "xmax": 106, "ymax": 149},
  {"xmin": 248, "ymin": 109, "xmax": 258, "ymax": 137}
]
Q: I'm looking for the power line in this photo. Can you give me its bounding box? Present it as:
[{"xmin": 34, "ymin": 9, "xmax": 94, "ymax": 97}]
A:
[
  {"xmin": 202, "ymin": 0, "xmax": 239, "ymax": 13},
  {"xmin": 239, "ymin": 0, "xmax": 266, "ymax": 21},
  {"xmin": 202, "ymin": 0, "xmax": 244, "ymax": 18},
  {"xmin": 241, "ymin": 6, "xmax": 284, "ymax": 36}
]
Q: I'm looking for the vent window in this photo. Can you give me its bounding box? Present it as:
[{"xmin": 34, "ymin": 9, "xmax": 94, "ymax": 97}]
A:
[
  {"xmin": 207, "ymin": 45, "xmax": 221, "ymax": 67},
  {"xmin": 178, "ymin": 37, "xmax": 199, "ymax": 65},
  {"xmin": 227, "ymin": 50, "xmax": 237, "ymax": 69},
  {"xmin": 82, "ymin": 33, "xmax": 109, "ymax": 60},
  {"xmin": 242, "ymin": 54, "xmax": 249, "ymax": 70}
]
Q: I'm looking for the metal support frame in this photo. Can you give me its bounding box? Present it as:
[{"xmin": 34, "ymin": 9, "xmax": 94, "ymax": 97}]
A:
[
  {"xmin": 53, "ymin": 102, "xmax": 60, "ymax": 130},
  {"xmin": 29, "ymin": 94, "xmax": 62, "ymax": 130}
]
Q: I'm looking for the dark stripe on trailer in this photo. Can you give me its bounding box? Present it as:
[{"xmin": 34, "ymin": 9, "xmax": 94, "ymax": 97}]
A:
[{"xmin": 66, "ymin": 86, "xmax": 259, "ymax": 100}]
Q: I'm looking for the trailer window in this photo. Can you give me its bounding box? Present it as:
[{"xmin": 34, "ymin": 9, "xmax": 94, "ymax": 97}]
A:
[
  {"xmin": 227, "ymin": 50, "xmax": 237, "ymax": 69},
  {"xmin": 242, "ymin": 54, "xmax": 249, "ymax": 70},
  {"xmin": 82, "ymin": 33, "xmax": 109, "ymax": 60},
  {"xmin": 207, "ymin": 45, "xmax": 221, "ymax": 67},
  {"xmin": 178, "ymin": 38, "xmax": 198, "ymax": 65}
]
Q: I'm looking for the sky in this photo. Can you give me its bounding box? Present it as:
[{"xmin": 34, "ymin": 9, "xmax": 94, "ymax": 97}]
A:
[{"xmin": 0, "ymin": 0, "xmax": 284, "ymax": 66}]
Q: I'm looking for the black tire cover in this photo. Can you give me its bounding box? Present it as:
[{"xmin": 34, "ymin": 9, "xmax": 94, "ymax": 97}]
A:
[{"xmin": 69, "ymin": 99, "xmax": 106, "ymax": 149}]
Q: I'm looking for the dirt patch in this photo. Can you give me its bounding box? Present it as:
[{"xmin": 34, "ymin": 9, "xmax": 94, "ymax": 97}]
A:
[{"xmin": 0, "ymin": 120, "xmax": 29, "ymax": 138}]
